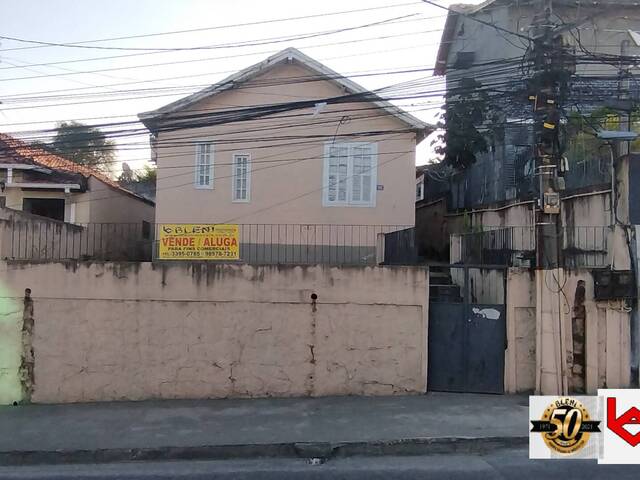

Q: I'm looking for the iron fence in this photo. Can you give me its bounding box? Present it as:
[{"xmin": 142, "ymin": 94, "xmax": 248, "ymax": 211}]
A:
[
  {"xmin": 453, "ymin": 225, "xmax": 610, "ymax": 268},
  {"xmin": 2, "ymin": 221, "xmax": 410, "ymax": 265},
  {"xmin": 561, "ymin": 225, "xmax": 610, "ymax": 268},
  {"xmin": 454, "ymin": 226, "xmax": 536, "ymax": 266},
  {"xmin": 2, "ymin": 220, "xmax": 153, "ymax": 262},
  {"xmin": 382, "ymin": 227, "xmax": 419, "ymax": 265},
  {"xmin": 223, "ymin": 224, "xmax": 408, "ymax": 265}
]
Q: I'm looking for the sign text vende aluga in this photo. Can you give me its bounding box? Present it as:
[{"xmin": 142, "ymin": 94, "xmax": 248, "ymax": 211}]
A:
[{"xmin": 158, "ymin": 224, "xmax": 239, "ymax": 260}]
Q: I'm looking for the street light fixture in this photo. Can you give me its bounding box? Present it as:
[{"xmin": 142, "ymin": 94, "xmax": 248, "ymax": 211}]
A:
[{"xmin": 596, "ymin": 130, "xmax": 639, "ymax": 142}]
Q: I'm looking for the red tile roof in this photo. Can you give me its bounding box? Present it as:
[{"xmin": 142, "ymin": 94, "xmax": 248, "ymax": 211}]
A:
[
  {"xmin": 0, "ymin": 132, "xmax": 153, "ymax": 204},
  {"xmin": 0, "ymin": 132, "xmax": 120, "ymax": 188}
]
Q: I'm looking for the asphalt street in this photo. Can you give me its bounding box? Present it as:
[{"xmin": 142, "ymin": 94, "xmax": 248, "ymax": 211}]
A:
[{"xmin": 0, "ymin": 448, "xmax": 638, "ymax": 479}]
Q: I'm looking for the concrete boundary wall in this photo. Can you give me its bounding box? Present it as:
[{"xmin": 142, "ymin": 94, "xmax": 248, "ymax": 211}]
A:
[
  {"xmin": 505, "ymin": 267, "xmax": 632, "ymax": 395},
  {"xmin": 0, "ymin": 262, "xmax": 428, "ymax": 404}
]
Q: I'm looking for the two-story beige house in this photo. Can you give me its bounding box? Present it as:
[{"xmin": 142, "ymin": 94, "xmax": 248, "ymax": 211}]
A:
[{"xmin": 139, "ymin": 48, "xmax": 430, "ymax": 263}]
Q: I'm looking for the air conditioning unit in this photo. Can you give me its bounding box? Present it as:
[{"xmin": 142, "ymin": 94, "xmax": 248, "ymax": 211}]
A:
[{"xmin": 592, "ymin": 269, "xmax": 635, "ymax": 300}]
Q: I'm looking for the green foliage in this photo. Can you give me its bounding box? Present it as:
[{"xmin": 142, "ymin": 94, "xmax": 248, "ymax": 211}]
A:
[
  {"xmin": 135, "ymin": 164, "xmax": 157, "ymax": 183},
  {"xmin": 433, "ymin": 78, "xmax": 494, "ymax": 169},
  {"xmin": 118, "ymin": 162, "xmax": 157, "ymax": 184},
  {"xmin": 118, "ymin": 162, "xmax": 156, "ymax": 200},
  {"xmin": 566, "ymin": 107, "xmax": 640, "ymax": 165},
  {"xmin": 50, "ymin": 121, "xmax": 116, "ymax": 174}
]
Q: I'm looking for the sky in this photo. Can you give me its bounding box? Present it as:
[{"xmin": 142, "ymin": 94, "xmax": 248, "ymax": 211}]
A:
[{"xmin": 0, "ymin": 0, "xmax": 483, "ymax": 171}]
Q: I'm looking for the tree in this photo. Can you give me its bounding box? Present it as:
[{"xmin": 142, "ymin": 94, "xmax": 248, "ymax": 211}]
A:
[
  {"xmin": 566, "ymin": 107, "xmax": 640, "ymax": 165},
  {"xmin": 50, "ymin": 121, "xmax": 116, "ymax": 174},
  {"xmin": 118, "ymin": 163, "xmax": 157, "ymax": 201},
  {"xmin": 433, "ymin": 78, "xmax": 494, "ymax": 169},
  {"xmin": 135, "ymin": 164, "xmax": 157, "ymax": 183}
]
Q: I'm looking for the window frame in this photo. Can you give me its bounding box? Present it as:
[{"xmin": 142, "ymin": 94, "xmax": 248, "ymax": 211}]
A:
[
  {"xmin": 416, "ymin": 174, "xmax": 425, "ymax": 202},
  {"xmin": 231, "ymin": 153, "xmax": 251, "ymax": 203},
  {"xmin": 322, "ymin": 141, "xmax": 378, "ymax": 208},
  {"xmin": 194, "ymin": 141, "xmax": 214, "ymax": 190}
]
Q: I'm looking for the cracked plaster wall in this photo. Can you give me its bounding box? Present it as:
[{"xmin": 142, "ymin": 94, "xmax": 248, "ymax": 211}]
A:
[
  {"xmin": 0, "ymin": 283, "xmax": 22, "ymax": 405},
  {"xmin": 1, "ymin": 262, "xmax": 427, "ymax": 403}
]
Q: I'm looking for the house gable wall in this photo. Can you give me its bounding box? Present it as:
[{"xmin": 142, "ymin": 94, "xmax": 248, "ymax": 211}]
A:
[{"xmin": 153, "ymin": 62, "xmax": 416, "ymax": 226}]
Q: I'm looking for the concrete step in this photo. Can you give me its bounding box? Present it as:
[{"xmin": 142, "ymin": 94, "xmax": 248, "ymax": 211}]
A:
[
  {"xmin": 429, "ymin": 285, "xmax": 462, "ymax": 303},
  {"xmin": 428, "ymin": 271, "xmax": 452, "ymax": 284}
]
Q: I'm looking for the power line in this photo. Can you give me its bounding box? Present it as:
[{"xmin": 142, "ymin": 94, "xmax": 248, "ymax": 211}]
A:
[
  {"xmin": 0, "ymin": 56, "xmax": 525, "ymax": 116},
  {"xmin": 0, "ymin": 1, "xmax": 428, "ymax": 52},
  {"xmin": 0, "ymin": 13, "xmax": 420, "ymax": 52},
  {"xmin": 0, "ymin": 62, "xmax": 438, "ymax": 104},
  {"xmin": 0, "ymin": 18, "xmax": 445, "ymax": 72},
  {"xmin": 221, "ymin": 150, "xmax": 410, "ymax": 223},
  {"xmin": 0, "ymin": 40, "xmax": 436, "ymax": 102},
  {"xmin": 0, "ymin": 26, "xmax": 438, "ymax": 83},
  {"xmin": 2, "ymin": 132, "xmax": 414, "ymax": 210}
]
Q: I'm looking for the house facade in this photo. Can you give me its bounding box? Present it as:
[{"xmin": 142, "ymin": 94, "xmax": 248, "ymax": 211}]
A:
[
  {"xmin": 139, "ymin": 48, "xmax": 429, "ymax": 263},
  {"xmin": 0, "ymin": 133, "xmax": 155, "ymax": 225}
]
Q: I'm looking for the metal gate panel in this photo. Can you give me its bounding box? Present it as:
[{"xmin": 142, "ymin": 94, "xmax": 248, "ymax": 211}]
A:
[
  {"xmin": 466, "ymin": 304, "xmax": 506, "ymax": 394},
  {"xmin": 427, "ymin": 266, "xmax": 507, "ymax": 394},
  {"xmin": 427, "ymin": 303, "xmax": 466, "ymax": 392}
]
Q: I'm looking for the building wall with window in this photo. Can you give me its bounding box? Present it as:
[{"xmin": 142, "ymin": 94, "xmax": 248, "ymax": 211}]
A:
[
  {"xmin": 153, "ymin": 62, "xmax": 417, "ymax": 229},
  {"xmin": 0, "ymin": 175, "xmax": 153, "ymax": 226}
]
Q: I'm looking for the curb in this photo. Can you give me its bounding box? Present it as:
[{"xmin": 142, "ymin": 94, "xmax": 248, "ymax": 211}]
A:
[{"xmin": 0, "ymin": 436, "xmax": 529, "ymax": 466}]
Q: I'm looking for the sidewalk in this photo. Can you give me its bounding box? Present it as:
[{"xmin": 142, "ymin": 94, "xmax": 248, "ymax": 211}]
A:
[{"xmin": 0, "ymin": 393, "xmax": 530, "ymax": 465}]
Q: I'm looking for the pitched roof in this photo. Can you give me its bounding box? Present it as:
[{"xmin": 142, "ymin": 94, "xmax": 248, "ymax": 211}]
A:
[
  {"xmin": 139, "ymin": 47, "xmax": 431, "ymax": 138},
  {"xmin": 0, "ymin": 132, "xmax": 154, "ymax": 204},
  {"xmin": 434, "ymin": 1, "xmax": 499, "ymax": 76}
]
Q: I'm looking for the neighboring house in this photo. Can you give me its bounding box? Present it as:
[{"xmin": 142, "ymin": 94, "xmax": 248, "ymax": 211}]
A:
[
  {"xmin": 0, "ymin": 132, "xmax": 154, "ymax": 224},
  {"xmin": 431, "ymin": 0, "xmax": 640, "ymax": 209},
  {"xmin": 418, "ymin": 0, "xmax": 640, "ymax": 264},
  {"xmin": 138, "ymin": 48, "xmax": 430, "ymax": 262},
  {"xmin": 415, "ymin": 165, "xmax": 449, "ymax": 262}
]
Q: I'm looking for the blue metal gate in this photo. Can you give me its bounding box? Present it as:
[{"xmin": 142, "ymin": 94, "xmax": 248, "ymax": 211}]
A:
[{"xmin": 428, "ymin": 265, "xmax": 507, "ymax": 394}]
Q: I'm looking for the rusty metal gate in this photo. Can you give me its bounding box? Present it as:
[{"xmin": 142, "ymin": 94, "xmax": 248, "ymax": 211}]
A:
[{"xmin": 427, "ymin": 265, "xmax": 507, "ymax": 394}]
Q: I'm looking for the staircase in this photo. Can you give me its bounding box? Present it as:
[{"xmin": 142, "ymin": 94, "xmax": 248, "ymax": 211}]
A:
[{"xmin": 428, "ymin": 266, "xmax": 463, "ymax": 303}]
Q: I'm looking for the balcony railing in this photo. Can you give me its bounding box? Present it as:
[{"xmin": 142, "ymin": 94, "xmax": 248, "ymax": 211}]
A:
[{"xmin": 452, "ymin": 225, "xmax": 610, "ymax": 267}]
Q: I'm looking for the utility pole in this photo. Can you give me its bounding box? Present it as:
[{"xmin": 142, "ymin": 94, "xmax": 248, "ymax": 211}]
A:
[
  {"xmin": 528, "ymin": 0, "xmax": 574, "ymax": 268},
  {"xmin": 529, "ymin": 0, "xmax": 576, "ymax": 394}
]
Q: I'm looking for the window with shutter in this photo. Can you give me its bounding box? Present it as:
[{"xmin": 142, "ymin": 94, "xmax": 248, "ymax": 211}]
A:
[
  {"xmin": 323, "ymin": 142, "xmax": 377, "ymax": 207},
  {"xmin": 194, "ymin": 142, "xmax": 213, "ymax": 189},
  {"xmin": 327, "ymin": 145, "xmax": 349, "ymax": 203},
  {"xmin": 232, "ymin": 154, "xmax": 251, "ymax": 202}
]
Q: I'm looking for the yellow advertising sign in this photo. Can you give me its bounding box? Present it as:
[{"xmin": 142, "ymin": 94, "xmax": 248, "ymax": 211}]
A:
[{"xmin": 158, "ymin": 224, "xmax": 240, "ymax": 260}]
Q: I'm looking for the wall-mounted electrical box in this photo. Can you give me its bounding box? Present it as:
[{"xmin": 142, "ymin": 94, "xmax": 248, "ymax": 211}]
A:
[
  {"xmin": 543, "ymin": 191, "xmax": 560, "ymax": 214},
  {"xmin": 592, "ymin": 269, "xmax": 635, "ymax": 300}
]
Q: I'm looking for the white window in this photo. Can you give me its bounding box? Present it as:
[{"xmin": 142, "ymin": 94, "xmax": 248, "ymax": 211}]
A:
[
  {"xmin": 232, "ymin": 154, "xmax": 251, "ymax": 202},
  {"xmin": 195, "ymin": 142, "xmax": 213, "ymax": 189},
  {"xmin": 416, "ymin": 174, "xmax": 425, "ymax": 201},
  {"xmin": 323, "ymin": 142, "xmax": 377, "ymax": 207}
]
